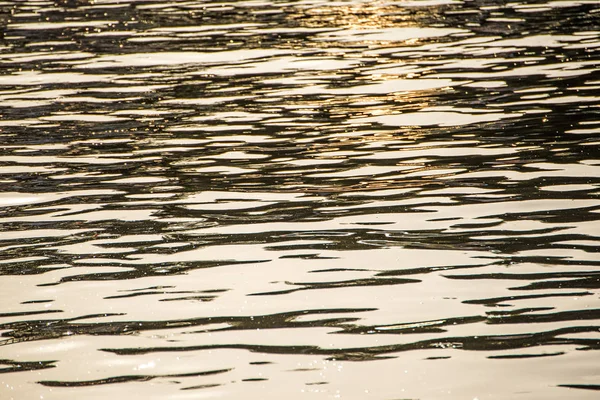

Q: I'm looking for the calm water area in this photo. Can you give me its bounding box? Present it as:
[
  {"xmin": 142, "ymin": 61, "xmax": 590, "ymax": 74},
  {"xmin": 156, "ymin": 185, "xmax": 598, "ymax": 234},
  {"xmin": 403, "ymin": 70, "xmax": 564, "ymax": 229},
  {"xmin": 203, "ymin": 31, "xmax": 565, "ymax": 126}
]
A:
[{"xmin": 0, "ymin": 0, "xmax": 599, "ymax": 399}]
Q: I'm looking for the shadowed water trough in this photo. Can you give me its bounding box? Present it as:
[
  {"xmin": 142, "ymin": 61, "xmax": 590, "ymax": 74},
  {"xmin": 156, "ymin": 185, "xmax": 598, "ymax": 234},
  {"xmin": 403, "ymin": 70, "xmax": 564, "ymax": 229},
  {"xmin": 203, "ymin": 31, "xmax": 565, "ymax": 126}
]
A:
[{"xmin": 0, "ymin": 0, "xmax": 599, "ymax": 399}]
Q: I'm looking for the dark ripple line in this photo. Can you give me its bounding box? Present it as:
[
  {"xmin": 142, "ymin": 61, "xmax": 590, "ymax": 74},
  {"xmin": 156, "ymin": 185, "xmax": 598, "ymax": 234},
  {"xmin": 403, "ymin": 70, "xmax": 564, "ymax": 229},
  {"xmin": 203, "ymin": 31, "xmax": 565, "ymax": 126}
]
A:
[
  {"xmin": 462, "ymin": 291, "xmax": 593, "ymax": 306},
  {"xmin": 0, "ymin": 308, "xmax": 375, "ymax": 346},
  {"xmin": 0, "ymin": 310, "xmax": 62, "ymax": 318},
  {"xmin": 557, "ymin": 384, "xmax": 600, "ymax": 391},
  {"xmin": 39, "ymin": 368, "xmax": 231, "ymax": 387},
  {"xmin": 339, "ymin": 315, "xmax": 486, "ymax": 335},
  {"xmin": 100, "ymin": 325, "xmax": 600, "ymax": 361},
  {"xmin": 0, "ymin": 359, "xmax": 56, "ymax": 374},
  {"xmin": 513, "ymin": 277, "xmax": 600, "ymax": 291},
  {"xmin": 181, "ymin": 383, "xmax": 222, "ymax": 390},
  {"xmin": 249, "ymin": 277, "xmax": 420, "ymax": 296},
  {"xmin": 445, "ymin": 271, "xmax": 600, "ymax": 281},
  {"xmin": 488, "ymin": 351, "xmax": 565, "ymax": 359},
  {"xmin": 486, "ymin": 309, "xmax": 600, "ymax": 325}
]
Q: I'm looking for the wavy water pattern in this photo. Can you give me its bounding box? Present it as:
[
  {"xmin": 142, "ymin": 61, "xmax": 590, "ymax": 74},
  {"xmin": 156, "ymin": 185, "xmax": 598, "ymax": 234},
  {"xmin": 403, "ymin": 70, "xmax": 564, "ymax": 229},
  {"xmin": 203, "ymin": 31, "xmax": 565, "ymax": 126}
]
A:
[{"xmin": 0, "ymin": 0, "xmax": 599, "ymax": 399}]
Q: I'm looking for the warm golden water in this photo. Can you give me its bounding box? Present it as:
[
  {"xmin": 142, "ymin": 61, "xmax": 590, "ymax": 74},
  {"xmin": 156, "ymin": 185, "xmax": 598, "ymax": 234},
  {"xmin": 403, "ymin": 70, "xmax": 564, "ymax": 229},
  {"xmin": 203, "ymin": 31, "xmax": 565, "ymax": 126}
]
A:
[{"xmin": 0, "ymin": 0, "xmax": 599, "ymax": 399}]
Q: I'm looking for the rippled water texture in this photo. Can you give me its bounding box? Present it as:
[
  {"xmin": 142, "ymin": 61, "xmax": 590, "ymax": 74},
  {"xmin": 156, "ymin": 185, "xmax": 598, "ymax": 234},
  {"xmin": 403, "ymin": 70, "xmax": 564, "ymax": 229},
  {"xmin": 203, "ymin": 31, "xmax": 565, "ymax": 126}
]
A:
[{"xmin": 1, "ymin": 0, "xmax": 599, "ymax": 398}]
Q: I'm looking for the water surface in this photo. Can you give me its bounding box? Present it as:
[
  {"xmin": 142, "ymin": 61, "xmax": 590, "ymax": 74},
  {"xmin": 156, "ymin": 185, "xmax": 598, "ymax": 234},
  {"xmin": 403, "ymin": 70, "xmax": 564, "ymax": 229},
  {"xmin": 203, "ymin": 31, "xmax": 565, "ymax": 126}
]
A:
[{"xmin": 1, "ymin": 0, "xmax": 599, "ymax": 399}]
